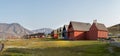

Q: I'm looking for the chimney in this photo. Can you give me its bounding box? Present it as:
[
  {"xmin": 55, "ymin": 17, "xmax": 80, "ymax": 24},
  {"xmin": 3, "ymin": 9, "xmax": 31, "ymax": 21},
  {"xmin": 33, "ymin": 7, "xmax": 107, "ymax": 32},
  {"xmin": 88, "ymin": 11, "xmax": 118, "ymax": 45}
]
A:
[{"xmin": 93, "ymin": 20, "xmax": 97, "ymax": 24}]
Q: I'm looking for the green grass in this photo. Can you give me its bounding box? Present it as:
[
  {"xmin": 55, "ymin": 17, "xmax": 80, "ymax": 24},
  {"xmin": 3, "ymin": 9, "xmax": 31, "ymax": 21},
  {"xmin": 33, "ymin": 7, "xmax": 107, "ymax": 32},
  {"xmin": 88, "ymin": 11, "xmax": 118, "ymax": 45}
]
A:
[{"xmin": 0, "ymin": 38, "xmax": 119, "ymax": 56}]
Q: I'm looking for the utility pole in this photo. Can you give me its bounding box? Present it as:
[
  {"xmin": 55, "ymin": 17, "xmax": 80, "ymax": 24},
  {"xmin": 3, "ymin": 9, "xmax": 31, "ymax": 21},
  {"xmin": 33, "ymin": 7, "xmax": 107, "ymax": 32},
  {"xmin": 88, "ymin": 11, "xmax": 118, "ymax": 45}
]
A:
[
  {"xmin": 118, "ymin": 24, "xmax": 120, "ymax": 38},
  {"xmin": 119, "ymin": 24, "xmax": 120, "ymax": 33}
]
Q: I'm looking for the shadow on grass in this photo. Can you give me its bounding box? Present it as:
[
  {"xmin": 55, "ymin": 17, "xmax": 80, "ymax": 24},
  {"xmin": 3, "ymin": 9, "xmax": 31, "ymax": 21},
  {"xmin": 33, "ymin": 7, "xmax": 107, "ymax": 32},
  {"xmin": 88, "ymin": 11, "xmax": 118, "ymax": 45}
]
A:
[{"xmin": 1, "ymin": 44, "xmax": 119, "ymax": 56}]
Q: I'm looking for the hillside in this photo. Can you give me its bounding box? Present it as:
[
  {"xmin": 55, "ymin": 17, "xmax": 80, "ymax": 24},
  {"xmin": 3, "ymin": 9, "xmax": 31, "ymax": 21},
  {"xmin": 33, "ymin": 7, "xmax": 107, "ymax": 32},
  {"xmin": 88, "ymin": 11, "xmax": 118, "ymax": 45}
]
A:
[
  {"xmin": 0, "ymin": 23, "xmax": 33, "ymax": 39},
  {"xmin": 107, "ymin": 24, "xmax": 120, "ymax": 35}
]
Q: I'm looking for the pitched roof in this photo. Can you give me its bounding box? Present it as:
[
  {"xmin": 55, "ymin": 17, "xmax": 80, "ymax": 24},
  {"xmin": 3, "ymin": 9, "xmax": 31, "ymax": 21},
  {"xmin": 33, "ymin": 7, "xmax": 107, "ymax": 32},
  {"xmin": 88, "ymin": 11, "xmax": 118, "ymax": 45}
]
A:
[
  {"xmin": 95, "ymin": 23, "xmax": 108, "ymax": 31},
  {"xmin": 64, "ymin": 25, "xmax": 69, "ymax": 30},
  {"xmin": 70, "ymin": 21, "xmax": 91, "ymax": 31},
  {"xmin": 52, "ymin": 30, "xmax": 57, "ymax": 34},
  {"xmin": 57, "ymin": 27, "xmax": 63, "ymax": 32}
]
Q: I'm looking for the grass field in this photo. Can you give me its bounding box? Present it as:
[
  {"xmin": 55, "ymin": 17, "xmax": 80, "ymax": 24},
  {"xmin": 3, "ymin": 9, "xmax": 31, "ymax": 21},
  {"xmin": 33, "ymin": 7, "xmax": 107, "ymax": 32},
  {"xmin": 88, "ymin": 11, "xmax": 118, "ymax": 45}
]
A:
[{"xmin": 0, "ymin": 38, "xmax": 119, "ymax": 56}]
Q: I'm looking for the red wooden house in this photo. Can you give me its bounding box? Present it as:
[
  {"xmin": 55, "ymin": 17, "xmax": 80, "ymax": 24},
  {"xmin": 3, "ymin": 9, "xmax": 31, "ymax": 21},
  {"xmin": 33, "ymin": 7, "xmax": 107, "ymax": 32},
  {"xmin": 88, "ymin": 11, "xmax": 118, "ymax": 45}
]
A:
[
  {"xmin": 51, "ymin": 30, "xmax": 58, "ymax": 39},
  {"xmin": 88, "ymin": 20, "xmax": 108, "ymax": 40},
  {"xmin": 67, "ymin": 21, "xmax": 91, "ymax": 40}
]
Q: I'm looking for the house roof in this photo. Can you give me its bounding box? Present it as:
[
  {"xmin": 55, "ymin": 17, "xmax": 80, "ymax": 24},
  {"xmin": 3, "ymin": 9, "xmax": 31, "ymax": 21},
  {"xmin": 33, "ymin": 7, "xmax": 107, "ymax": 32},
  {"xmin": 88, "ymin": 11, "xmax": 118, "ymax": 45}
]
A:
[
  {"xmin": 64, "ymin": 25, "xmax": 69, "ymax": 30},
  {"xmin": 57, "ymin": 27, "xmax": 63, "ymax": 32},
  {"xmin": 52, "ymin": 30, "xmax": 57, "ymax": 34},
  {"xmin": 29, "ymin": 33, "xmax": 45, "ymax": 36},
  {"xmin": 95, "ymin": 23, "xmax": 108, "ymax": 31},
  {"xmin": 70, "ymin": 21, "xmax": 91, "ymax": 31}
]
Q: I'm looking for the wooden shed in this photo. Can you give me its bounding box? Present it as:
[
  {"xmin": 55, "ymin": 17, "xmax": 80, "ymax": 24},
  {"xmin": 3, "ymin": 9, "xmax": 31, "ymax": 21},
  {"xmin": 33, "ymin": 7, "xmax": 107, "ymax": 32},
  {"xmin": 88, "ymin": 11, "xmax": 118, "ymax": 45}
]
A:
[
  {"xmin": 88, "ymin": 20, "xmax": 108, "ymax": 40},
  {"xmin": 62, "ymin": 25, "xmax": 69, "ymax": 39},
  {"xmin": 67, "ymin": 21, "xmax": 91, "ymax": 40}
]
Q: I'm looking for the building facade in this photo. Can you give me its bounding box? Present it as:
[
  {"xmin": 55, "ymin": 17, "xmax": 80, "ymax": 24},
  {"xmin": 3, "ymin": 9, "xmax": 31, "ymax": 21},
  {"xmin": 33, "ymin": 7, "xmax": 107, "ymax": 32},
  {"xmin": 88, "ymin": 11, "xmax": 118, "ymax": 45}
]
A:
[
  {"xmin": 67, "ymin": 21, "xmax": 91, "ymax": 40},
  {"xmin": 62, "ymin": 25, "xmax": 69, "ymax": 39},
  {"xmin": 51, "ymin": 30, "xmax": 58, "ymax": 39},
  {"xmin": 88, "ymin": 20, "xmax": 108, "ymax": 40}
]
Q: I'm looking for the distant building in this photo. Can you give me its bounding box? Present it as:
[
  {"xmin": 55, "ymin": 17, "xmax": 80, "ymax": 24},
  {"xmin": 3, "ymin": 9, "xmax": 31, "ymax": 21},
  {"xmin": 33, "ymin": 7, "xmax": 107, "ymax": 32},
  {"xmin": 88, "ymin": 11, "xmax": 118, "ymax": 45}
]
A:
[
  {"xmin": 24, "ymin": 33, "xmax": 45, "ymax": 39},
  {"xmin": 51, "ymin": 30, "xmax": 58, "ymax": 39},
  {"xmin": 57, "ymin": 27, "xmax": 63, "ymax": 39}
]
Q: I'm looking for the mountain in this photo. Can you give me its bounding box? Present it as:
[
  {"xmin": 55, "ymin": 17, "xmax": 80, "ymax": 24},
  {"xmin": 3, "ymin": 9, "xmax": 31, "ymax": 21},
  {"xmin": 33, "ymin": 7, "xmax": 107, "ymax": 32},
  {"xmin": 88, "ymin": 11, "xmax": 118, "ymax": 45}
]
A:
[
  {"xmin": 32, "ymin": 28, "xmax": 53, "ymax": 34},
  {"xmin": 0, "ymin": 23, "xmax": 33, "ymax": 39},
  {"xmin": 107, "ymin": 24, "xmax": 120, "ymax": 35}
]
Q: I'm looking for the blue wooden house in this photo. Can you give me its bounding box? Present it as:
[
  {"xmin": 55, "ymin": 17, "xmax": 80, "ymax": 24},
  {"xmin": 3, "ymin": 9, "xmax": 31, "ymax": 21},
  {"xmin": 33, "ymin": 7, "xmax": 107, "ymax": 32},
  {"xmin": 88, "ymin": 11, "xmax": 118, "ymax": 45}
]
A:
[{"xmin": 62, "ymin": 25, "xmax": 69, "ymax": 39}]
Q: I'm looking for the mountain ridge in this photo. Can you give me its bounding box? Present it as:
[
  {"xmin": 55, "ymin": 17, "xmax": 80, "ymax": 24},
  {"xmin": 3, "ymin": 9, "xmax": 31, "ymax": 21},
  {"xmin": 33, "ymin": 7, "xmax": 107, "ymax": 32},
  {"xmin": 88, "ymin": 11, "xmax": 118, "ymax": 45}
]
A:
[{"xmin": 0, "ymin": 23, "xmax": 33, "ymax": 39}]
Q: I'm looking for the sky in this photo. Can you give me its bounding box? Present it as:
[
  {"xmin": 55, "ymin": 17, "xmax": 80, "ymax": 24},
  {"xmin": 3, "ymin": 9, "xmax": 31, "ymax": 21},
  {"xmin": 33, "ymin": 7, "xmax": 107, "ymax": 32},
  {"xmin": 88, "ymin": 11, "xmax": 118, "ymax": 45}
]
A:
[{"xmin": 0, "ymin": 0, "xmax": 120, "ymax": 30}]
